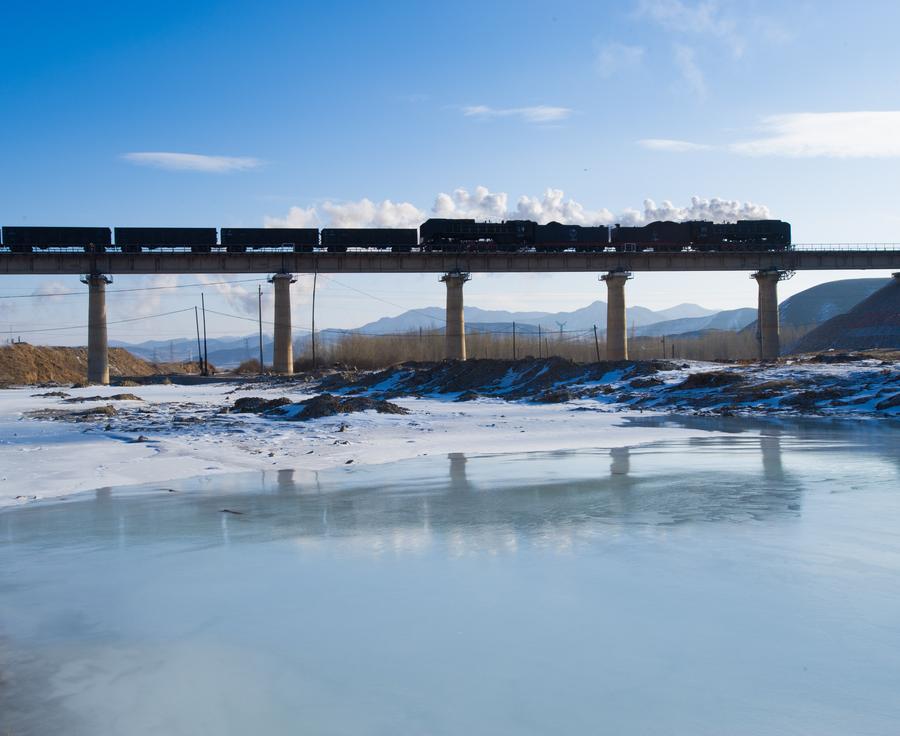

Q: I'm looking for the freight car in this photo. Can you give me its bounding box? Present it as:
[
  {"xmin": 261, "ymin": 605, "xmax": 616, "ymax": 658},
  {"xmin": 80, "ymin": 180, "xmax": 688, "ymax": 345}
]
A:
[
  {"xmin": 220, "ymin": 227, "xmax": 319, "ymax": 253},
  {"xmin": 320, "ymin": 228, "xmax": 417, "ymax": 253},
  {"xmin": 419, "ymin": 219, "xmax": 536, "ymax": 251},
  {"xmin": 1, "ymin": 226, "xmax": 111, "ymax": 253},
  {"xmin": 115, "ymin": 228, "xmax": 218, "ymax": 253},
  {"xmin": 534, "ymin": 221, "xmax": 610, "ymax": 252}
]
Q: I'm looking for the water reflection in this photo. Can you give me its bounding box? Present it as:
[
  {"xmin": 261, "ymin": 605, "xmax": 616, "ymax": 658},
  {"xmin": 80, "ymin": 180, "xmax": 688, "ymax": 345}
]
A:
[
  {"xmin": 3, "ymin": 421, "xmax": 900, "ymax": 736},
  {"xmin": 7, "ymin": 420, "xmax": 897, "ymax": 560},
  {"xmin": 448, "ymin": 452, "xmax": 468, "ymax": 492}
]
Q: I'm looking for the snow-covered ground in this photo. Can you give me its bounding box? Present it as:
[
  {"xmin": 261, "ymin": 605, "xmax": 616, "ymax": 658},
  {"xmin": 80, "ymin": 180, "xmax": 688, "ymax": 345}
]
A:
[
  {"xmin": 0, "ymin": 382, "xmax": 716, "ymax": 507},
  {"xmin": 2, "ymin": 355, "xmax": 897, "ymax": 508}
]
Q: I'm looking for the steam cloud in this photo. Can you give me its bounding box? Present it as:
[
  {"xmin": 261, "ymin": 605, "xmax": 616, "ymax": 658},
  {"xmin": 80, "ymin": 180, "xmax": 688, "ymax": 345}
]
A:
[{"xmin": 266, "ymin": 188, "xmax": 771, "ymax": 229}]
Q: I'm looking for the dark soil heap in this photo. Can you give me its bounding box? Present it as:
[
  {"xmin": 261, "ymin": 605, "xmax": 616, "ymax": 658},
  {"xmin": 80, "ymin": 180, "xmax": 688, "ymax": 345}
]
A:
[
  {"xmin": 325, "ymin": 357, "xmax": 676, "ymax": 400},
  {"xmin": 223, "ymin": 393, "xmax": 408, "ymax": 420},
  {"xmin": 281, "ymin": 393, "xmax": 409, "ymax": 420}
]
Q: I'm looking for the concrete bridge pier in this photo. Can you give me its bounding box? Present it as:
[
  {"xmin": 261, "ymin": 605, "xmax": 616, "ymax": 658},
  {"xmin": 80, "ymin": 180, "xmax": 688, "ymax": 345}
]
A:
[
  {"xmin": 752, "ymin": 269, "xmax": 788, "ymax": 360},
  {"xmin": 269, "ymin": 272, "xmax": 297, "ymax": 374},
  {"xmin": 601, "ymin": 270, "xmax": 632, "ymax": 360},
  {"xmin": 81, "ymin": 274, "xmax": 112, "ymax": 385},
  {"xmin": 441, "ymin": 271, "xmax": 470, "ymax": 360}
]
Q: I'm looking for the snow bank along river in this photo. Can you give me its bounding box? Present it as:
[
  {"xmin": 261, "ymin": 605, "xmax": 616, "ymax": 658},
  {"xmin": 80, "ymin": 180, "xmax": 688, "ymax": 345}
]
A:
[{"xmin": 2, "ymin": 416, "xmax": 899, "ymax": 735}]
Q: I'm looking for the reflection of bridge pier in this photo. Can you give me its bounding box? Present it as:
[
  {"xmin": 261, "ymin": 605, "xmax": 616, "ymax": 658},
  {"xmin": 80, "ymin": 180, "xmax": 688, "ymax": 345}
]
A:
[
  {"xmin": 448, "ymin": 453, "xmax": 468, "ymax": 492},
  {"xmin": 276, "ymin": 468, "xmax": 296, "ymax": 494},
  {"xmin": 760, "ymin": 430, "xmax": 785, "ymax": 482},
  {"xmin": 610, "ymin": 446, "xmax": 631, "ymax": 476}
]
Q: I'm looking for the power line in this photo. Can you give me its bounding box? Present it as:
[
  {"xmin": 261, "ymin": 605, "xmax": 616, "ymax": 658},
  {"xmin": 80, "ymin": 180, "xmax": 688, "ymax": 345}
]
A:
[
  {"xmin": 9, "ymin": 307, "xmax": 195, "ymax": 335},
  {"xmin": 0, "ymin": 277, "xmax": 266, "ymax": 300},
  {"xmin": 317, "ymin": 274, "xmax": 449, "ymax": 324}
]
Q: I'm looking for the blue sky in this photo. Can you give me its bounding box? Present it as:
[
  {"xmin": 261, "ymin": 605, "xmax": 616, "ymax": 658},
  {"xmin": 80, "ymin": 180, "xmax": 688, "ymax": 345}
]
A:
[{"xmin": 2, "ymin": 0, "xmax": 899, "ymax": 344}]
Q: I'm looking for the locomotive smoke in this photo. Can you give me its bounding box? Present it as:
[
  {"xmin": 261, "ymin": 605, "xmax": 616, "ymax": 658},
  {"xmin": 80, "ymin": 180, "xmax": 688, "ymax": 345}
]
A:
[{"xmin": 266, "ymin": 188, "xmax": 771, "ymax": 230}]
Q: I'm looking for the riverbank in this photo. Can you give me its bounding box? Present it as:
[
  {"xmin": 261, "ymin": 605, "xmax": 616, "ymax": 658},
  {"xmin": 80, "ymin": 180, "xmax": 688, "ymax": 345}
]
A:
[{"xmin": 1, "ymin": 354, "xmax": 896, "ymax": 507}]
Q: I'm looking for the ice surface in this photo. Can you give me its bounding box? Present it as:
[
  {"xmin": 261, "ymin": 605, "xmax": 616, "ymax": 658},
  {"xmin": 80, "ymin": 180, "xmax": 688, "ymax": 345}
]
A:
[
  {"xmin": 1, "ymin": 421, "xmax": 899, "ymax": 735},
  {"xmin": 0, "ymin": 382, "xmax": 724, "ymax": 506}
]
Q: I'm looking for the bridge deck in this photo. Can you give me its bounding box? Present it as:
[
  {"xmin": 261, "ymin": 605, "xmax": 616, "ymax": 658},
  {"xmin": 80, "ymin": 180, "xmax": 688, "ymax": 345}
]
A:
[{"xmin": 1, "ymin": 249, "xmax": 899, "ymax": 275}]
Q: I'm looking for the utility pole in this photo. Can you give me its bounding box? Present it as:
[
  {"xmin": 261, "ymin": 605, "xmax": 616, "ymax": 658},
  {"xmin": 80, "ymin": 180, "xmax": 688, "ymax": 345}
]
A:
[
  {"xmin": 512, "ymin": 321, "xmax": 517, "ymax": 360},
  {"xmin": 311, "ymin": 269, "xmax": 318, "ymax": 369},
  {"xmin": 194, "ymin": 306, "xmax": 204, "ymax": 375},
  {"xmin": 661, "ymin": 335, "xmax": 666, "ymax": 360},
  {"xmin": 201, "ymin": 293, "xmax": 209, "ymax": 376},
  {"xmin": 538, "ymin": 324, "xmax": 543, "ymax": 358},
  {"xmin": 258, "ymin": 284, "xmax": 264, "ymax": 372},
  {"xmin": 593, "ymin": 325, "xmax": 601, "ymax": 362}
]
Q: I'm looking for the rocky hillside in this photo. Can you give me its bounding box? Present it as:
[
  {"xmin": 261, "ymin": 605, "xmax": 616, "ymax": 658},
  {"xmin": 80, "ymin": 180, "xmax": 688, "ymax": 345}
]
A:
[
  {"xmin": 0, "ymin": 343, "xmax": 200, "ymax": 385},
  {"xmin": 790, "ymin": 275, "xmax": 900, "ymax": 353}
]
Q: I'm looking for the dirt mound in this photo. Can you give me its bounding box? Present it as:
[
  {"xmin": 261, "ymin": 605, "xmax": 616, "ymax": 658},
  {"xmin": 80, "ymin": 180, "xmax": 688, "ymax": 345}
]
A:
[
  {"xmin": 678, "ymin": 371, "xmax": 745, "ymax": 390},
  {"xmin": 0, "ymin": 343, "xmax": 202, "ymax": 385},
  {"xmin": 274, "ymin": 393, "xmax": 409, "ymax": 420},
  {"xmin": 324, "ymin": 357, "xmax": 676, "ymax": 400},
  {"xmin": 223, "ymin": 396, "xmax": 293, "ymax": 413},
  {"xmin": 63, "ymin": 393, "xmax": 143, "ymax": 403}
]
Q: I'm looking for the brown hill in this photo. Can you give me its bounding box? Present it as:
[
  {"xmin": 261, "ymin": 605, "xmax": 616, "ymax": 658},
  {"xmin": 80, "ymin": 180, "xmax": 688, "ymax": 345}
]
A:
[
  {"xmin": 0, "ymin": 343, "xmax": 202, "ymax": 385},
  {"xmin": 790, "ymin": 274, "xmax": 900, "ymax": 353}
]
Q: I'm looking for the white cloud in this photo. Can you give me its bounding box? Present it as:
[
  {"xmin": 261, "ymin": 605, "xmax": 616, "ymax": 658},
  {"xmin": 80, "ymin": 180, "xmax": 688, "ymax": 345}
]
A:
[
  {"xmin": 32, "ymin": 281, "xmax": 70, "ymax": 303},
  {"xmin": 636, "ymin": 0, "xmax": 744, "ymax": 56},
  {"xmin": 595, "ymin": 42, "xmax": 645, "ymax": 78},
  {"xmin": 264, "ymin": 199, "xmax": 424, "ymax": 229},
  {"xmin": 638, "ymin": 138, "xmax": 710, "ymax": 152},
  {"xmin": 197, "ymin": 274, "xmax": 262, "ymax": 315},
  {"xmin": 263, "ymin": 206, "xmax": 319, "ymax": 228},
  {"xmin": 122, "ymin": 152, "xmax": 262, "ymax": 172},
  {"xmin": 730, "ymin": 112, "xmax": 900, "ymax": 158},
  {"xmin": 132, "ymin": 275, "xmax": 180, "ymax": 317},
  {"xmin": 641, "ymin": 111, "xmax": 900, "ymax": 158},
  {"xmin": 321, "ymin": 199, "xmax": 424, "ymax": 228},
  {"xmin": 673, "ymin": 44, "xmax": 705, "ymax": 97},
  {"xmin": 266, "ymin": 189, "xmax": 772, "ymax": 232},
  {"xmin": 462, "ymin": 105, "xmax": 573, "ymax": 123}
]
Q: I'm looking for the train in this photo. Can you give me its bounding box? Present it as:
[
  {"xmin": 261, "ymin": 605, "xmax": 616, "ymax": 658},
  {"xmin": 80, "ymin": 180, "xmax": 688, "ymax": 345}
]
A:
[{"xmin": 0, "ymin": 218, "xmax": 792, "ymax": 254}]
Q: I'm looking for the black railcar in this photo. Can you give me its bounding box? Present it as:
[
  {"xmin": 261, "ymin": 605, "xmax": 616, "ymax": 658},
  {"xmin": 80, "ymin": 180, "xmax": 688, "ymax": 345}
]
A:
[
  {"xmin": 115, "ymin": 227, "xmax": 218, "ymax": 253},
  {"xmin": 420, "ymin": 219, "xmax": 536, "ymax": 251},
  {"xmin": 320, "ymin": 228, "xmax": 417, "ymax": 253},
  {"xmin": 534, "ymin": 221, "xmax": 610, "ymax": 251},
  {"xmin": 610, "ymin": 221, "xmax": 693, "ymax": 251},
  {"xmin": 611, "ymin": 219, "xmax": 792, "ymax": 252},
  {"xmin": 220, "ymin": 227, "xmax": 319, "ymax": 253},
  {"xmin": 2, "ymin": 226, "xmax": 111, "ymax": 253}
]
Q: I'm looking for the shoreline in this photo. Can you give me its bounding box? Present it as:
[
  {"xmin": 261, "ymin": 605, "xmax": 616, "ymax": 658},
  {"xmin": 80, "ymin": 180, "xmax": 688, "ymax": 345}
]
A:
[{"xmin": 1, "ymin": 356, "xmax": 898, "ymax": 508}]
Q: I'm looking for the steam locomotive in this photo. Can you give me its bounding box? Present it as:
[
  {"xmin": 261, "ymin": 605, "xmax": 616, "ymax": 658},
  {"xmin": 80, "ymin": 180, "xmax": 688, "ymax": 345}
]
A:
[{"xmin": 0, "ymin": 218, "xmax": 791, "ymax": 253}]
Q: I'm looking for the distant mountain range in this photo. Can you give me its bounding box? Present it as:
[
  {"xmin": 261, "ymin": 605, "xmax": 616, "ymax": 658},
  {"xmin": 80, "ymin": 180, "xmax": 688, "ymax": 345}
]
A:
[
  {"xmin": 358, "ymin": 301, "xmax": 718, "ymax": 335},
  {"xmin": 114, "ymin": 278, "xmax": 891, "ymax": 367}
]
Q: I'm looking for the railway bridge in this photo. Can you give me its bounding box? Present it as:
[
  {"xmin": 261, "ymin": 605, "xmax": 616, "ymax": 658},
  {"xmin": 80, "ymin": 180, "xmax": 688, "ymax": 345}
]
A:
[{"xmin": 3, "ymin": 247, "xmax": 899, "ymax": 384}]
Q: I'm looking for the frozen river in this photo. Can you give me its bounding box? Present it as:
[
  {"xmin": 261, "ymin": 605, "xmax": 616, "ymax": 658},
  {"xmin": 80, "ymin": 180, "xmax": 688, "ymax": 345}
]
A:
[{"xmin": 2, "ymin": 416, "xmax": 899, "ymax": 735}]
